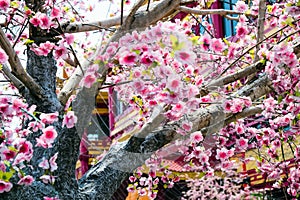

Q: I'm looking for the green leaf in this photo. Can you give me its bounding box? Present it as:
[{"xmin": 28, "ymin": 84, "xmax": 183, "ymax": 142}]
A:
[
  {"xmin": 282, "ymin": 16, "xmax": 294, "ymax": 27},
  {"xmin": 297, "ymin": 0, "xmax": 300, "ymax": 7},
  {"xmin": 190, "ymin": 36, "xmax": 200, "ymax": 45},
  {"xmin": 278, "ymin": 95, "xmax": 283, "ymax": 103},
  {"xmin": 158, "ymin": 39, "xmax": 166, "ymax": 49},
  {"xmin": 267, "ymin": 5, "xmax": 273, "ymax": 13},
  {"xmin": 0, "ymin": 170, "xmax": 15, "ymax": 182},
  {"xmin": 24, "ymin": 39, "xmax": 34, "ymax": 45},
  {"xmin": 259, "ymin": 59, "xmax": 266, "ymax": 65},
  {"xmin": 0, "ymin": 64, "xmax": 2, "ymax": 71},
  {"xmin": 295, "ymin": 90, "xmax": 300, "ymax": 97},
  {"xmin": 10, "ymin": 1, "xmax": 20, "ymax": 8},
  {"xmin": 170, "ymin": 35, "xmax": 185, "ymax": 51},
  {"xmin": 3, "ymin": 160, "xmax": 10, "ymax": 167},
  {"xmin": 131, "ymin": 49, "xmax": 141, "ymax": 55},
  {"xmin": 206, "ymin": 0, "xmax": 215, "ymax": 8},
  {"xmin": 8, "ymin": 146, "xmax": 17, "ymax": 152},
  {"xmin": 223, "ymin": 49, "xmax": 228, "ymax": 56},
  {"xmin": 223, "ymin": 38, "xmax": 230, "ymax": 46},
  {"xmin": 251, "ymin": 193, "xmax": 264, "ymax": 197},
  {"xmin": 249, "ymin": 49, "xmax": 255, "ymax": 60}
]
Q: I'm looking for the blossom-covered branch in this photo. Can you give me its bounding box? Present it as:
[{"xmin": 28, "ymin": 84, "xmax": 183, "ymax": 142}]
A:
[
  {"xmin": 58, "ymin": 0, "xmax": 182, "ymax": 105},
  {"xmin": 0, "ymin": 28, "xmax": 43, "ymax": 99}
]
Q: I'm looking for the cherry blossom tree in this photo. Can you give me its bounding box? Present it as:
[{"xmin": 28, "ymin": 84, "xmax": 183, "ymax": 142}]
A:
[{"xmin": 0, "ymin": 0, "xmax": 299, "ymax": 199}]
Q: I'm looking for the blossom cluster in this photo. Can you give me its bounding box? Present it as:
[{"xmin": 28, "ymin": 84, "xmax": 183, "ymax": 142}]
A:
[{"xmin": 0, "ymin": 94, "xmax": 77, "ymax": 194}]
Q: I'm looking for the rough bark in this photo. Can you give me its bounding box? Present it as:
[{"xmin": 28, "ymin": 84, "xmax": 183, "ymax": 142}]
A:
[
  {"xmin": 25, "ymin": 50, "xmax": 62, "ymax": 113},
  {"xmin": 78, "ymin": 128, "xmax": 176, "ymax": 199}
]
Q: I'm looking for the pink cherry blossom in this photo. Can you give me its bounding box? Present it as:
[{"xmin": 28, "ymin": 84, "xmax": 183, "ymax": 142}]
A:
[
  {"xmin": 211, "ymin": 38, "xmax": 225, "ymax": 53},
  {"xmin": 28, "ymin": 121, "xmax": 44, "ymax": 132},
  {"xmin": 81, "ymin": 73, "xmax": 96, "ymax": 88},
  {"xmin": 18, "ymin": 140, "xmax": 33, "ymax": 155},
  {"xmin": 49, "ymin": 152, "xmax": 58, "ymax": 172},
  {"xmin": 42, "ymin": 126, "xmax": 57, "ymax": 142},
  {"xmin": 199, "ymin": 153, "xmax": 209, "ymax": 164},
  {"xmin": 166, "ymin": 75, "xmax": 181, "ymax": 92},
  {"xmin": 0, "ymin": 48, "xmax": 8, "ymax": 64},
  {"xmin": 39, "ymin": 157, "xmax": 50, "ymax": 170},
  {"xmin": 54, "ymin": 44, "xmax": 68, "ymax": 59},
  {"xmin": 44, "ymin": 197, "xmax": 60, "ymax": 200},
  {"xmin": 17, "ymin": 175, "xmax": 34, "ymax": 186},
  {"xmin": 40, "ymin": 175, "xmax": 56, "ymax": 184},
  {"xmin": 236, "ymin": 24, "xmax": 248, "ymax": 39},
  {"xmin": 119, "ymin": 52, "xmax": 137, "ymax": 66},
  {"xmin": 199, "ymin": 35, "xmax": 211, "ymax": 51},
  {"xmin": 216, "ymin": 148, "xmax": 234, "ymax": 161},
  {"xmin": 36, "ymin": 126, "xmax": 57, "ymax": 148},
  {"xmin": 182, "ymin": 121, "xmax": 193, "ymax": 132},
  {"xmin": 237, "ymin": 138, "xmax": 248, "ymax": 149},
  {"xmin": 175, "ymin": 50, "xmax": 196, "ymax": 65},
  {"xmin": 1, "ymin": 149, "xmax": 16, "ymax": 160},
  {"xmin": 12, "ymin": 153, "xmax": 32, "ymax": 166},
  {"xmin": 51, "ymin": 7, "xmax": 62, "ymax": 18},
  {"xmin": 191, "ymin": 131, "xmax": 203, "ymax": 143},
  {"xmin": 0, "ymin": 0, "xmax": 10, "ymax": 11},
  {"xmin": 31, "ymin": 42, "xmax": 55, "ymax": 56},
  {"xmin": 38, "ymin": 13, "xmax": 51, "ymax": 29},
  {"xmin": 234, "ymin": 1, "xmax": 248, "ymax": 12},
  {"xmin": 29, "ymin": 15, "xmax": 41, "ymax": 27},
  {"xmin": 64, "ymin": 34, "xmax": 74, "ymax": 45},
  {"xmin": 40, "ymin": 112, "xmax": 58, "ymax": 124},
  {"xmin": 62, "ymin": 111, "xmax": 78, "ymax": 128},
  {"xmin": 0, "ymin": 180, "xmax": 13, "ymax": 193},
  {"xmin": 140, "ymin": 53, "xmax": 154, "ymax": 66}
]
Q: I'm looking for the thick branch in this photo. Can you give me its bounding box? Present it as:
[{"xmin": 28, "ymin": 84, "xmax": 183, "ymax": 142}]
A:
[
  {"xmin": 121, "ymin": 0, "xmax": 148, "ymax": 31},
  {"xmin": 1, "ymin": 64, "xmax": 25, "ymax": 92},
  {"xmin": 60, "ymin": 17, "xmax": 122, "ymax": 33},
  {"xmin": 254, "ymin": 0, "xmax": 266, "ymax": 62},
  {"xmin": 199, "ymin": 61, "xmax": 265, "ymax": 96},
  {"xmin": 177, "ymin": 6, "xmax": 254, "ymax": 17}
]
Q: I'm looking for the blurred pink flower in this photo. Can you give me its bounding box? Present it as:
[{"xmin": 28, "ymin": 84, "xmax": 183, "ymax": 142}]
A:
[
  {"xmin": 0, "ymin": 180, "xmax": 12, "ymax": 193},
  {"xmin": 0, "ymin": 48, "xmax": 8, "ymax": 64},
  {"xmin": 17, "ymin": 175, "xmax": 34, "ymax": 186},
  {"xmin": 62, "ymin": 111, "xmax": 77, "ymax": 128}
]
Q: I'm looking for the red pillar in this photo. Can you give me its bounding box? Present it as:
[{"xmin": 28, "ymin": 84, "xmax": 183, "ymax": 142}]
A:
[
  {"xmin": 108, "ymin": 87, "xmax": 115, "ymax": 133},
  {"xmin": 211, "ymin": 0, "xmax": 224, "ymax": 38},
  {"xmin": 79, "ymin": 130, "xmax": 89, "ymax": 176}
]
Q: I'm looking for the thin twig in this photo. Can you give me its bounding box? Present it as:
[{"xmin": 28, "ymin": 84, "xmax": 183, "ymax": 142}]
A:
[
  {"xmin": 99, "ymin": 80, "xmax": 132, "ymax": 89},
  {"xmin": 121, "ymin": 0, "xmax": 124, "ymax": 25},
  {"xmin": 146, "ymin": 0, "xmax": 151, "ymax": 11},
  {"xmin": 219, "ymin": 18, "xmax": 300, "ymax": 77},
  {"xmin": 254, "ymin": 0, "xmax": 266, "ymax": 62},
  {"xmin": 122, "ymin": 0, "xmax": 147, "ymax": 30},
  {"xmin": 190, "ymin": 13, "xmax": 214, "ymax": 38},
  {"xmin": 12, "ymin": 19, "xmax": 29, "ymax": 48}
]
